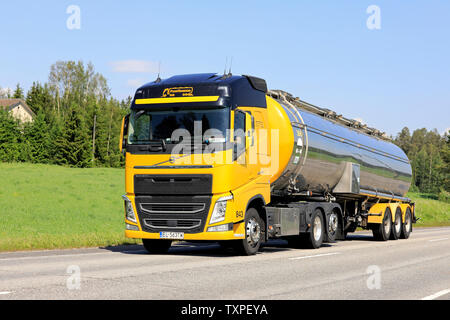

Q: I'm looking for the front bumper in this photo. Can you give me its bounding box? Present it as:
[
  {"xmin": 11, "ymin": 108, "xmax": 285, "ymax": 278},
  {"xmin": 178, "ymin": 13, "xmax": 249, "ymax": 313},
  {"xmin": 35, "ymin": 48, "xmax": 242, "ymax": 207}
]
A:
[
  {"xmin": 125, "ymin": 226, "xmax": 245, "ymax": 241},
  {"xmin": 124, "ymin": 192, "xmax": 246, "ymax": 240}
]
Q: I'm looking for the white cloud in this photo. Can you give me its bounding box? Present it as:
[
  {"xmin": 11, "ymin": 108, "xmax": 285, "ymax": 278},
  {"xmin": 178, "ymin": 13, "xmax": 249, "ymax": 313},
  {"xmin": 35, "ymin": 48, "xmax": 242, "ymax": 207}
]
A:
[
  {"xmin": 443, "ymin": 128, "xmax": 450, "ymax": 136},
  {"xmin": 110, "ymin": 60, "xmax": 159, "ymax": 73}
]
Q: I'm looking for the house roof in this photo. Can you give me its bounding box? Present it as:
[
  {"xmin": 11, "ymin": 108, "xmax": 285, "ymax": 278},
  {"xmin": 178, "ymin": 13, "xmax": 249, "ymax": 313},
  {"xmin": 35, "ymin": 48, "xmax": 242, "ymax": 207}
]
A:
[{"xmin": 0, "ymin": 99, "xmax": 36, "ymax": 117}]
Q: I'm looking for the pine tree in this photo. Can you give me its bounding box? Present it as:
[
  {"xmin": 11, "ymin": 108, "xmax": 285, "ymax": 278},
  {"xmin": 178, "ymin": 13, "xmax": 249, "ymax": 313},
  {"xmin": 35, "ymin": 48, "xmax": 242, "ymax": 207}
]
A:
[
  {"xmin": 13, "ymin": 83, "xmax": 24, "ymax": 99},
  {"xmin": 0, "ymin": 110, "xmax": 21, "ymax": 162},
  {"xmin": 22, "ymin": 112, "xmax": 51, "ymax": 163},
  {"xmin": 54, "ymin": 103, "xmax": 91, "ymax": 167},
  {"xmin": 26, "ymin": 82, "xmax": 54, "ymax": 119}
]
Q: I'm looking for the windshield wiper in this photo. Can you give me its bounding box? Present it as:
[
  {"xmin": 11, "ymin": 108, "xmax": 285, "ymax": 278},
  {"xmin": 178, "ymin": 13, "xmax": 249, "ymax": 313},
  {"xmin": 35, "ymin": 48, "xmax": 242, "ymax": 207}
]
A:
[{"xmin": 137, "ymin": 139, "xmax": 167, "ymax": 152}]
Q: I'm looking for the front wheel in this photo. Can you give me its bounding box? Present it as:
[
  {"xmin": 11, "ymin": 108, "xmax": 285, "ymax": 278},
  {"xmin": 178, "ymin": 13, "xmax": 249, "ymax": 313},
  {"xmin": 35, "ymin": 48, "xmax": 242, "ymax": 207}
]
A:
[
  {"xmin": 234, "ymin": 208, "xmax": 264, "ymax": 256},
  {"xmin": 142, "ymin": 239, "xmax": 172, "ymax": 254},
  {"xmin": 304, "ymin": 209, "xmax": 325, "ymax": 249}
]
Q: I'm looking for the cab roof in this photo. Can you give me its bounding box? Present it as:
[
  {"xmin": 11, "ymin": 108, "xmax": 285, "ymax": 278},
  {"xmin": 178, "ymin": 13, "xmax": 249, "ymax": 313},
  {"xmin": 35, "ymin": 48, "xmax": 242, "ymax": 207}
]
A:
[{"xmin": 131, "ymin": 73, "xmax": 267, "ymax": 110}]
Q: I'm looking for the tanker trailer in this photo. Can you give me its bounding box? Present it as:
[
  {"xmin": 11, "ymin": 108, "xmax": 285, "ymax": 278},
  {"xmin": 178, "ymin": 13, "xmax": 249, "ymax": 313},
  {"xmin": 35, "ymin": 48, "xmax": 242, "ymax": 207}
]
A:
[
  {"xmin": 264, "ymin": 89, "xmax": 416, "ymax": 249},
  {"xmin": 120, "ymin": 73, "xmax": 416, "ymax": 255}
]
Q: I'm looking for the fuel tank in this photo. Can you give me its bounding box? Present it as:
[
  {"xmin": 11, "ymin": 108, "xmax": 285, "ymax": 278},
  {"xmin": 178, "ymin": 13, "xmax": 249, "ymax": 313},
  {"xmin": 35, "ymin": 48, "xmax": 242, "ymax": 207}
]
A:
[{"xmin": 267, "ymin": 92, "xmax": 412, "ymax": 198}]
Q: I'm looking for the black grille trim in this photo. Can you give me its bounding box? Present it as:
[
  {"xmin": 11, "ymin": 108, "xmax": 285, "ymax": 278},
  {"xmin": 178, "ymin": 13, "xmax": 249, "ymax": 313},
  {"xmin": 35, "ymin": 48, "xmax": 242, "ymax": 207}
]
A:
[
  {"xmin": 134, "ymin": 174, "xmax": 212, "ymax": 195},
  {"xmin": 140, "ymin": 203, "xmax": 205, "ymax": 214},
  {"xmin": 135, "ymin": 195, "xmax": 212, "ymax": 234}
]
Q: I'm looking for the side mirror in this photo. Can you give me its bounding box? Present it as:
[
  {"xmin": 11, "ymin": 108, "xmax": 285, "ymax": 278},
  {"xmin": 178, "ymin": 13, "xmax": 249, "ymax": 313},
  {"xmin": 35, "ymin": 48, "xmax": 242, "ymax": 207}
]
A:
[{"xmin": 119, "ymin": 114, "xmax": 130, "ymax": 154}]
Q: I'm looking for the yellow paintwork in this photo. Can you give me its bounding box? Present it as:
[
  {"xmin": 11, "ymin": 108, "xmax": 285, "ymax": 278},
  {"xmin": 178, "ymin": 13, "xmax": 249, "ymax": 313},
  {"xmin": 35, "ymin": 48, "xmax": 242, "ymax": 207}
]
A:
[
  {"xmin": 122, "ymin": 101, "xmax": 281, "ymax": 241},
  {"xmin": 120, "ymin": 93, "xmax": 413, "ymax": 238},
  {"xmin": 368, "ymin": 202, "xmax": 414, "ymax": 224},
  {"xmin": 135, "ymin": 96, "xmax": 220, "ymax": 105}
]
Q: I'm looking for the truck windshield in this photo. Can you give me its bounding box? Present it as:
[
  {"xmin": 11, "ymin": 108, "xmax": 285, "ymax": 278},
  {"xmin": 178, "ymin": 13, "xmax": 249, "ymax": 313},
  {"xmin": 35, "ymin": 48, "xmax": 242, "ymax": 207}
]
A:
[{"xmin": 128, "ymin": 107, "xmax": 230, "ymax": 145}]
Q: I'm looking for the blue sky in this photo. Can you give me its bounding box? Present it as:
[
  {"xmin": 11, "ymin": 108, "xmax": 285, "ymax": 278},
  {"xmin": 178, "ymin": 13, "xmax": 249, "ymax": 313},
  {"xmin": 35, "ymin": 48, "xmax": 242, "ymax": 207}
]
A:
[{"xmin": 1, "ymin": 0, "xmax": 449, "ymax": 136}]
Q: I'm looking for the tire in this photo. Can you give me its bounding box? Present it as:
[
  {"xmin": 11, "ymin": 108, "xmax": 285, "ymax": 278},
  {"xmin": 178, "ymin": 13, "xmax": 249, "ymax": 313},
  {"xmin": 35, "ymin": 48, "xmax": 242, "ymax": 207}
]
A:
[
  {"xmin": 401, "ymin": 208, "xmax": 413, "ymax": 239},
  {"xmin": 305, "ymin": 209, "xmax": 325, "ymax": 249},
  {"xmin": 142, "ymin": 239, "xmax": 172, "ymax": 254},
  {"xmin": 390, "ymin": 207, "xmax": 402, "ymax": 240},
  {"xmin": 324, "ymin": 210, "xmax": 339, "ymax": 243},
  {"xmin": 372, "ymin": 208, "xmax": 392, "ymax": 241},
  {"xmin": 234, "ymin": 208, "xmax": 264, "ymax": 256}
]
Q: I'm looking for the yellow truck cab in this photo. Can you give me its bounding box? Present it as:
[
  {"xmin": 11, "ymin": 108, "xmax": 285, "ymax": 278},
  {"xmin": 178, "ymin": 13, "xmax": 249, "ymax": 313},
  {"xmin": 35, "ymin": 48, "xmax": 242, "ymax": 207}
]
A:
[{"xmin": 120, "ymin": 73, "xmax": 416, "ymax": 255}]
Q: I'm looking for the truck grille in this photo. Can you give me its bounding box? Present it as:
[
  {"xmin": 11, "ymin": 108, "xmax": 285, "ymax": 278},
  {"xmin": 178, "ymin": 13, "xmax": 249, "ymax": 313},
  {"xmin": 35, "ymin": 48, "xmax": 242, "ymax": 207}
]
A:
[
  {"xmin": 140, "ymin": 203, "xmax": 205, "ymax": 214},
  {"xmin": 134, "ymin": 195, "xmax": 212, "ymax": 234}
]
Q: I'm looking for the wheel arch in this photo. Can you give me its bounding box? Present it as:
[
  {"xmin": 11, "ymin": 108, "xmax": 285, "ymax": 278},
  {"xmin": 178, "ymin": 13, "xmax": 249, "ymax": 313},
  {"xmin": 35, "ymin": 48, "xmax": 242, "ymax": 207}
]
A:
[{"xmin": 245, "ymin": 194, "xmax": 267, "ymax": 240}]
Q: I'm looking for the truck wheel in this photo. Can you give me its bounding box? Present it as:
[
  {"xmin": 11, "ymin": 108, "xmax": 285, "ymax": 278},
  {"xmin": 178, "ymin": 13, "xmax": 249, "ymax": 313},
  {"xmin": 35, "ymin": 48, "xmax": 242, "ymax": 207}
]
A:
[
  {"xmin": 401, "ymin": 208, "xmax": 413, "ymax": 239},
  {"xmin": 324, "ymin": 210, "xmax": 339, "ymax": 243},
  {"xmin": 142, "ymin": 239, "xmax": 172, "ymax": 254},
  {"xmin": 305, "ymin": 209, "xmax": 324, "ymax": 249},
  {"xmin": 372, "ymin": 208, "xmax": 392, "ymax": 241},
  {"xmin": 234, "ymin": 208, "xmax": 264, "ymax": 256},
  {"xmin": 390, "ymin": 207, "xmax": 402, "ymax": 240}
]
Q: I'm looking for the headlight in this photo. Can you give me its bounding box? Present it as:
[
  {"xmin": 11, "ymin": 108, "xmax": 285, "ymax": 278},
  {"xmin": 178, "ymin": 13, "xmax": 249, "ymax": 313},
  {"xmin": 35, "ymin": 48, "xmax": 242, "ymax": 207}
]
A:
[
  {"xmin": 209, "ymin": 195, "xmax": 233, "ymax": 225},
  {"xmin": 122, "ymin": 195, "xmax": 137, "ymax": 223}
]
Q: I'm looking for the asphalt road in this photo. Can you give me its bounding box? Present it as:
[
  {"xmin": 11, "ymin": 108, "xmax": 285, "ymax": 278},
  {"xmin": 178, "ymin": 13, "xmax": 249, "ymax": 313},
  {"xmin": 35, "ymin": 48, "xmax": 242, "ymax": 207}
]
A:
[{"xmin": 0, "ymin": 227, "xmax": 449, "ymax": 300}]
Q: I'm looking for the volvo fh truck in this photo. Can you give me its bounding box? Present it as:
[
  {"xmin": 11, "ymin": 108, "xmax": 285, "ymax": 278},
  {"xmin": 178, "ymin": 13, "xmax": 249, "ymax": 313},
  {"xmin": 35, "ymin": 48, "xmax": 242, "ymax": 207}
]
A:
[{"xmin": 119, "ymin": 73, "xmax": 416, "ymax": 255}]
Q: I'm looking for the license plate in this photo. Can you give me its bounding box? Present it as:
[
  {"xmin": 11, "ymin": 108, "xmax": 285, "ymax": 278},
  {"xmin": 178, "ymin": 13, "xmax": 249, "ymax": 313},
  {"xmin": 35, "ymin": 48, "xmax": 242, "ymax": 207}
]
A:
[{"xmin": 160, "ymin": 232, "xmax": 184, "ymax": 240}]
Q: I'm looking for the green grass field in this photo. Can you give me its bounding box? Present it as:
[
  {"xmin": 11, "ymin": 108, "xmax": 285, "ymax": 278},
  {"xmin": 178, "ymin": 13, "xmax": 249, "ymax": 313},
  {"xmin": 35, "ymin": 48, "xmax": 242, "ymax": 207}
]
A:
[
  {"xmin": 0, "ymin": 163, "xmax": 448, "ymax": 252},
  {"xmin": 0, "ymin": 162, "xmax": 139, "ymax": 252}
]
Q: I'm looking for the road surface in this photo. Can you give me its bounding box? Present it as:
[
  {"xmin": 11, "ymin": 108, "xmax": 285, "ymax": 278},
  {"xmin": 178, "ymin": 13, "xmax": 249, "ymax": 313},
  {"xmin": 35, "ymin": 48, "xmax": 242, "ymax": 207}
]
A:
[{"xmin": 0, "ymin": 227, "xmax": 449, "ymax": 300}]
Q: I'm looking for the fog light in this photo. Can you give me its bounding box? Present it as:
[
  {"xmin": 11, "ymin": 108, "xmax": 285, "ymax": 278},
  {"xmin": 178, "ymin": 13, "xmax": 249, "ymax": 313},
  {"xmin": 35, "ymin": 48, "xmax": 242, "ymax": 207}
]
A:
[
  {"xmin": 126, "ymin": 223, "xmax": 139, "ymax": 231},
  {"xmin": 207, "ymin": 223, "xmax": 233, "ymax": 232}
]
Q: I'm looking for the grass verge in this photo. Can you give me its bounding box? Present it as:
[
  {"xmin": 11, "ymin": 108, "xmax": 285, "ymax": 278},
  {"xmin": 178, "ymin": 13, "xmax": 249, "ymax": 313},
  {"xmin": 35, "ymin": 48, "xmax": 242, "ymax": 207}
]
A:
[
  {"xmin": 0, "ymin": 163, "xmax": 448, "ymax": 252},
  {"xmin": 0, "ymin": 162, "xmax": 139, "ymax": 252}
]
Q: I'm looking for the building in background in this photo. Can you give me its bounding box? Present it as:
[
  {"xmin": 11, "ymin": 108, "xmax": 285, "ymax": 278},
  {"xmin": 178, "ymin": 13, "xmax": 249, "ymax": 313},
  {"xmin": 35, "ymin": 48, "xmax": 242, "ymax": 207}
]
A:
[{"xmin": 0, "ymin": 99, "xmax": 35, "ymax": 123}]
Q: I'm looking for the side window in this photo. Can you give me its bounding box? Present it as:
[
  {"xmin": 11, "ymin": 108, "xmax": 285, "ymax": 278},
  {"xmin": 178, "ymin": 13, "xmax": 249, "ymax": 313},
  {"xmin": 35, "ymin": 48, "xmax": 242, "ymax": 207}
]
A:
[{"xmin": 234, "ymin": 111, "xmax": 246, "ymax": 156}]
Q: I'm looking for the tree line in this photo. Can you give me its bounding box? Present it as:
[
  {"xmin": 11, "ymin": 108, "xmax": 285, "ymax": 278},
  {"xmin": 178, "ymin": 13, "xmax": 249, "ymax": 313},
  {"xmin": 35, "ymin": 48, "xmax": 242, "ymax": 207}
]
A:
[
  {"xmin": 0, "ymin": 61, "xmax": 449, "ymax": 197},
  {"xmin": 394, "ymin": 127, "xmax": 449, "ymax": 198},
  {"xmin": 0, "ymin": 61, "xmax": 130, "ymax": 168}
]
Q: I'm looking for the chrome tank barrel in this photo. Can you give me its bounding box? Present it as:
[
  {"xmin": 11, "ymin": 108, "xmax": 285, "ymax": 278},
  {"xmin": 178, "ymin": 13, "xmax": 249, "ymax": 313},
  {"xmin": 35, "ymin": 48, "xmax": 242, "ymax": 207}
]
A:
[{"xmin": 268, "ymin": 96, "xmax": 412, "ymax": 198}]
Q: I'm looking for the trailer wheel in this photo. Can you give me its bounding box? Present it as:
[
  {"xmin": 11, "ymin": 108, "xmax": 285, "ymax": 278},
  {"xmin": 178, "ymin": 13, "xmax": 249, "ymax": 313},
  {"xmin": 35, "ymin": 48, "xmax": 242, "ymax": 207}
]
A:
[
  {"xmin": 401, "ymin": 208, "xmax": 413, "ymax": 239},
  {"xmin": 390, "ymin": 207, "xmax": 402, "ymax": 240},
  {"xmin": 305, "ymin": 209, "xmax": 324, "ymax": 249},
  {"xmin": 372, "ymin": 208, "xmax": 392, "ymax": 241},
  {"xmin": 234, "ymin": 208, "xmax": 264, "ymax": 256},
  {"xmin": 142, "ymin": 239, "xmax": 172, "ymax": 254}
]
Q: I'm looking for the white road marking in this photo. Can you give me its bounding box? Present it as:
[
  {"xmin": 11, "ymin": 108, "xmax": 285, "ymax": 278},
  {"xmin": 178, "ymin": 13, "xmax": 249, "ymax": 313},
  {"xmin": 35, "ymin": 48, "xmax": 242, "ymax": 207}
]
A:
[
  {"xmin": 0, "ymin": 292, "xmax": 11, "ymax": 295},
  {"xmin": 0, "ymin": 252, "xmax": 110, "ymax": 261},
  {"xmin": 428, "ymin": 238, "xmax": 449, "ymax": 242},
  {"xmin": 421, "ymin": 289, "xmax": 450, "ymax": 300},
  {"xmin": 289, "ymin": 252, "xmax": 341, "ymax": 260}
]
